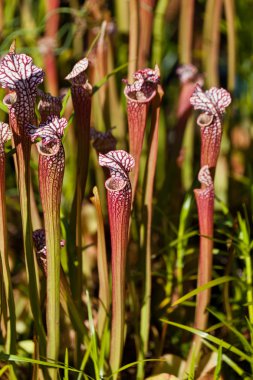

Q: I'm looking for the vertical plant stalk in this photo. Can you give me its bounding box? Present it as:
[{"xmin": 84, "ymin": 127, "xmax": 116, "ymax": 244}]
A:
[
  {"xmin": 107, "ymin": 28, "xmax": 126, "ymax": 148},
  {"xmin": 115, "ymin": 0, "xmax": 129, "ymax": 33},
  {"xmin": 28, "ymin": 116, "xmax": 67, "ymax": 379},
  {"xmin": 0, "ymin": 122, "xmax": 16, "ymax": 354},
  {"xmin": 66, "ymin": 59, "xmax": 92, "ymax": 313},
  {"xmin": 128, "ymin": 0, "xmax": 139, "ymax": 81},
  {"xmin": 0, "ymin": 44, "xmax": 46, "ymax": 355},
  {"xmin": 178, "ymin": 0, "xmax": 194, "ymax": 64},
  {"xmin": 32, "ymin": 229, "xmax": 88, "ymax": 341},
  {"xmin": 151, "ymin": 0, "xmax": 168, "ymax": 66},
  {"xmin": 137, "ymin": 83, "xmax": 163, "ymax": 379},
  {"xmin": 224, "ymin": 0, "xmax": 236, "ymax": 91},
  {"xmin": 95, "ymin": 21, "xmax": 108, "ymax": 115},
  {"xmin": 194, "ymin": 165, "xmax": 214, "ymax": 334},
  {"xmin": 99, "ymin": 150, "xmax": 135, "ymax": 377},
  {"xmin": 39, "ymin": 0, "xmax": 60, "ymax": 95},
  {"xmin": 123, "ymin": 67, "xmax": 159, "ymax": 200},
  {"xmin": 203, "ymin": 0, "xmax": 223, "ymax": 87},
  {"xmin": 184, "ymin": 167, "xmax": 215, "ymax": 375},
  {"xmin": 90, "ymin": 186, "xmax": 110, "ymax": 340},
  {"xmin": 138, "ymin": 0, "xmax": 156, "ymax": 68}
]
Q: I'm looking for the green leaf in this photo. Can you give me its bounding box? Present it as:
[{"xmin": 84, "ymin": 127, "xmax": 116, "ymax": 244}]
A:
[
  {"xmin": 161, "ymin": 320, "xmax": 253, "ymax": 363},
  {"xmin": 171, "ymin": 276, "xmax": 235, "ymax": 307},
  {"xmin": 214, "ymin": 345, "xmax": 222, "ymax": 380},
  {"xmin": 92, "ymin": 63, "xmax": 128, "ymax": 95}
]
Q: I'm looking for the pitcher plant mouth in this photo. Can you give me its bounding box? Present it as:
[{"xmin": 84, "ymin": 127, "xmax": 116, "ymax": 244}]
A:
[
  {"xmin": 123, "ymin": 66, "xmax": 160, "ymax": 102},
  {"xmin": 197, "ymin": 113, "xmax": 214, "ymax": 127},
  {"xmin": 36, "ymin": 139, "xmax": 60, "ymax": 156},
  {"xmin": 105, "ymin": 177, "xmax": 127, "ymax": 192}
]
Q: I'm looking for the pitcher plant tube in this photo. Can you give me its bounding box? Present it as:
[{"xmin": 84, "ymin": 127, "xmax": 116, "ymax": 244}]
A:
[
  {"xmin": 99, "ymin": 150, "xmax": 134, "ymax": 378},
  {"xmin": 184, "ymin": 165, "xmax": 215, "ymax": 373},
  {"xmin": 65, "ymin": 57, "xmax": 92, "ymax": 315},
  {"xmin": 123, "ymin": 67, "xmax": 159, "ymax": 201},
  {"xmin": 185, "ymin": 83, "xmax": 231, "ymax": 372},
  {"xmin": 0, "ymin": 122, "xmax": 16, "ymax": 354},
  {"xmin": 28, "ymin": 115, "xmax": 67, "ymax": 379},
  {"xmin": 0, "ymin": 43, "xmax": 46, "ymax": 354}
]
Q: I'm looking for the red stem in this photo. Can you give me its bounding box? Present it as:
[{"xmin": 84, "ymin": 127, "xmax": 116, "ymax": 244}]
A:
[{"xmin": 106, "ymin": 177, "xmax": 132, "ymax": 375}]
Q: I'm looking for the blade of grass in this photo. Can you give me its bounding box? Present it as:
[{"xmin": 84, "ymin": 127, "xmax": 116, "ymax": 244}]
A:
[
  {"xmin": 161, "ymin": 320, "xmax": 253, "ymax": 363},
  {"xmin": 172, "ymin": 276, "xmax": 234, "ymax": 307},
  {"xmin": 176, "ymin": 193, "xmax": 193, "ymax": 297},
  {"xmin": 224, "ymin": 0, "xmax": 236, "ymax": 91},
  {"xmin": 203, "ymin": 340, "xmax": 246, "ymax": 378},
  {"xmin": 214, "ymin": 345, "xmax": 222, "ymax": 380},
  {"xmin": 86, "ymin": 290, "xmax": 100, "ymax": 380},
  {"xmin": 90, "ymin": 187, "xmax": 110, "ymax": 340}
]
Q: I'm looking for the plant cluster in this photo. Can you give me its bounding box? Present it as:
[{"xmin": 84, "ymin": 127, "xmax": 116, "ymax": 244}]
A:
[{"xmin": 0, "ymin": 1, "xmax": 253, "ymax": 380}]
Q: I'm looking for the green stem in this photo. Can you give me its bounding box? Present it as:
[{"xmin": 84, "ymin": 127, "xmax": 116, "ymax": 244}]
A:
[
  {"xmin": 45, "ymin": 205, "xmax": 61, "ymax": 379},
  {"xmin": 245, "ymin": 255, "xmax": 253, "ymax": 342},
  {"xmin": 151, "ymin": 0, "xmax": 168, "ymax": 66},
  {"xmin": 0, "ymin": 150, "xmax": 16, "ymax": 354},
  {"xmin": 90, "ymin": 187, "xmax": 110, "ymax": 340},
  {"xmin": 128, "ymin": 0, "xmax": 139, "ymax": 80},
  {"xmin": 176, "ymin": 194, "xmax": 192, "ymax": 297},
  {"xmin": 60, "ymin": 268, "xmax": 88, "ymax": 341},
  {"xmin": 203, "ymin": 0, "xmax": 223, "ymax": 87},
  {"xmin": 224, "ymin": 0, "xmax": 236, "ymax": 91},
  {"xmin": 15, "ymin": 140, "xmax": 47, "ymax": 356}
]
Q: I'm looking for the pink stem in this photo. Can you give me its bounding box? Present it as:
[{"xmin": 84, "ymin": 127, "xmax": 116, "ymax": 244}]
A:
[
  {"xmin": 99, "ymin": 150, "xmax": 134, "ymax": 376},
  {"xmin": 106, "ymin": 177, "xmax": 131, "ymax": 374}
]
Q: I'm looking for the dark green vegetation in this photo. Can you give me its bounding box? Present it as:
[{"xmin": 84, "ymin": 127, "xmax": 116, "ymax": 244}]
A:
[{"xmin": 0, "ymin": 1, "xmax": 253, "ymax": 379}]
